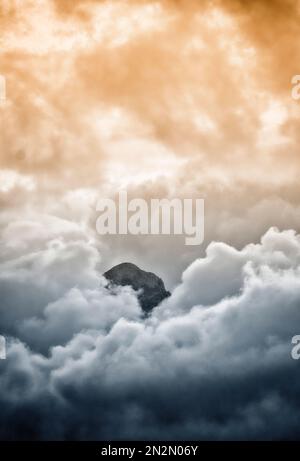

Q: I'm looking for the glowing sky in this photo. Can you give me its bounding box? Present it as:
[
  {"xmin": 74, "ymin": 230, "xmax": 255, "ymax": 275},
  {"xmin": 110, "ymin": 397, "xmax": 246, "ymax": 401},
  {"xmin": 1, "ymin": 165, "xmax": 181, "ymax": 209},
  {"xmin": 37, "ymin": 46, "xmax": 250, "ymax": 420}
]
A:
[{"xmin": 1, "ymin": 0, "xmax": 300, "ymax": 284}]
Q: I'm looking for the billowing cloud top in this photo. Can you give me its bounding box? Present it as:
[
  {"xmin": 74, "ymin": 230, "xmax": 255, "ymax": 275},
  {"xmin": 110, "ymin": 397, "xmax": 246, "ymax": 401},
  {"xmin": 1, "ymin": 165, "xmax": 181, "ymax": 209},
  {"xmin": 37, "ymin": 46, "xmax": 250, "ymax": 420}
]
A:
[{"xmin": 1, "ymin": 227, "xmax": 300, "ymax": 440}]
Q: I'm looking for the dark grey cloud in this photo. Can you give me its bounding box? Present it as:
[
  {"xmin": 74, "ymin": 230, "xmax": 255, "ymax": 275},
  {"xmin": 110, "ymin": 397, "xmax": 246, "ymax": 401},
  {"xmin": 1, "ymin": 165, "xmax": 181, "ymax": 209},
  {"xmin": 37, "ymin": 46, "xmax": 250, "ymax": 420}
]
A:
[{"xmin": 1, "ymin": 228, "xmax": 300, "ymax": 440}]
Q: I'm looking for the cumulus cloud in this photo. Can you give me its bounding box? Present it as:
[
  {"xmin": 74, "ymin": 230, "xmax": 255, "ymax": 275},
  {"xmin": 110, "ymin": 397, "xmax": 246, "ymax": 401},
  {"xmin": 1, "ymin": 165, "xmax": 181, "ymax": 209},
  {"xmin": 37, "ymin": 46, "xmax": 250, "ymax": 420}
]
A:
[
  {"xmin": 0, "ymin": 212, "xmax": 142, "ymax": 349},
  {"xmin": 1, "ymin": 228, "xmax": 300, "ymax": 440},
  {"xmin": 159, "ymin": 227, "xmax": 300, "ymax": 314}
]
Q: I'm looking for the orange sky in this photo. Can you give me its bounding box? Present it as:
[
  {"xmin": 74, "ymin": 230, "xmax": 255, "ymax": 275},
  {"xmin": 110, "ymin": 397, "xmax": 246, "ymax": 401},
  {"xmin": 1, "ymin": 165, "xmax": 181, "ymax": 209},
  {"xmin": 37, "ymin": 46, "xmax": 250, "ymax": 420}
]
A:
[{"xmin": 1, "ymin": 0, "xmax": 300, "ymax": 283}]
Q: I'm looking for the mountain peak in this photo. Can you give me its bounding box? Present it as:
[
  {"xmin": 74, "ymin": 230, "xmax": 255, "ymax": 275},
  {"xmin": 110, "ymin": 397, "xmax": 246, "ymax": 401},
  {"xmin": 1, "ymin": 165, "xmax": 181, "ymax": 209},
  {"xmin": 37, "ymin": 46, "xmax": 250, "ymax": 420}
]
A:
[{"xmin": 104, "ymin": 262, "xmax": 170, "ymax": 313}]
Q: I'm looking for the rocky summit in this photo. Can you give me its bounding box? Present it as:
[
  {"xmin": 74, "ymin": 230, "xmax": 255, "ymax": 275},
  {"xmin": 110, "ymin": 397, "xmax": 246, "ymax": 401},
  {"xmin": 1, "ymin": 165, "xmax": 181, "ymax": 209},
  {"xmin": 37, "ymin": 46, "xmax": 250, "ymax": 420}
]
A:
[{"xmin": 104, "ymin": 262, "xmax": 170, "ymax": 314}]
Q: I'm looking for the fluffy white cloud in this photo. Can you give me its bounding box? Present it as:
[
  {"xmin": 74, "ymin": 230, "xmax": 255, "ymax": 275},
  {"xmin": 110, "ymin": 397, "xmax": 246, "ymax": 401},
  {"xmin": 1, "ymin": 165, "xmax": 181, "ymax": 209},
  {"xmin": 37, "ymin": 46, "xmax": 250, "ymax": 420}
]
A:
[{"xmin": 158, "ymin": 227, "xmax": 300, "ymax": 315}]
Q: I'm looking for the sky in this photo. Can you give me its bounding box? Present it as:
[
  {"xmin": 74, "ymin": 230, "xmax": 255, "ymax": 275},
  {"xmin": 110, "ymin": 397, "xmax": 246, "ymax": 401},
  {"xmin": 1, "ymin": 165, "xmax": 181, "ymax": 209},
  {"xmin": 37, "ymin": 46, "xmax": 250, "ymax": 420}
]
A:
[{"xmin": 1, "ymin": 0, "xmax": 300, "ymax": 440}]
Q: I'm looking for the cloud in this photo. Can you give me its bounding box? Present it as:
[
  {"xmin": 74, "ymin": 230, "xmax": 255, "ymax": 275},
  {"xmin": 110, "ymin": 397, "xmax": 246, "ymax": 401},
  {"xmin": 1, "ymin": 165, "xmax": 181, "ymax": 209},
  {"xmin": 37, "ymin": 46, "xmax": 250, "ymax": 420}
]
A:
[
  {"xmin": 0, "ymin": 213, "xmax": 143, "ymax": 350},
  {"xmin": 1, "ymin": 0, "xmax": 300, "ymax": 441},
  {"xmin": 1, "ymin": 0, "xmax": 300, "ymax": 186},
  {"xmin": 1, "ymin": 0, "xmax": 300, "ymax": 277},
  {"xmin": 1, "ymin": 228, "xmax": 300, "ymax": 440},
  {"xmin": 20, "ymin": 286, "xmax": 142, "ymax": 353},
  {"xmin": 159, "ymin": 226, "xmax": 300, "ymax": 314}
]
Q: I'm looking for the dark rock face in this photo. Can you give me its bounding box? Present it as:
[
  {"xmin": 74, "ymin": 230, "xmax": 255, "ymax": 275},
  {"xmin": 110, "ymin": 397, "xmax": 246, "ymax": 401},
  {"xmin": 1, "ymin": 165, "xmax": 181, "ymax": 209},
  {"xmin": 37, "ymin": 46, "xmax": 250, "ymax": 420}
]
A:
[{"xmin": 104, "ymin": 262, "xmax": 170, "ymax": 314}]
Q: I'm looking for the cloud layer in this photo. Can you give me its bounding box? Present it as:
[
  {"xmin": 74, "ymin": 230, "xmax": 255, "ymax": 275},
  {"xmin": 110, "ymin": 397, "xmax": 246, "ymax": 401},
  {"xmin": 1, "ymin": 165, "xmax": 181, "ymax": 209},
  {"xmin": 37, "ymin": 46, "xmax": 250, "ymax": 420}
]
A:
[
  {"xmin": 1, "ymin": 227, "xmax": 300, "ymax": 440},
  {"xmin": 1, "ymin": 0, "xmax": 300, "ymax": 282}
]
